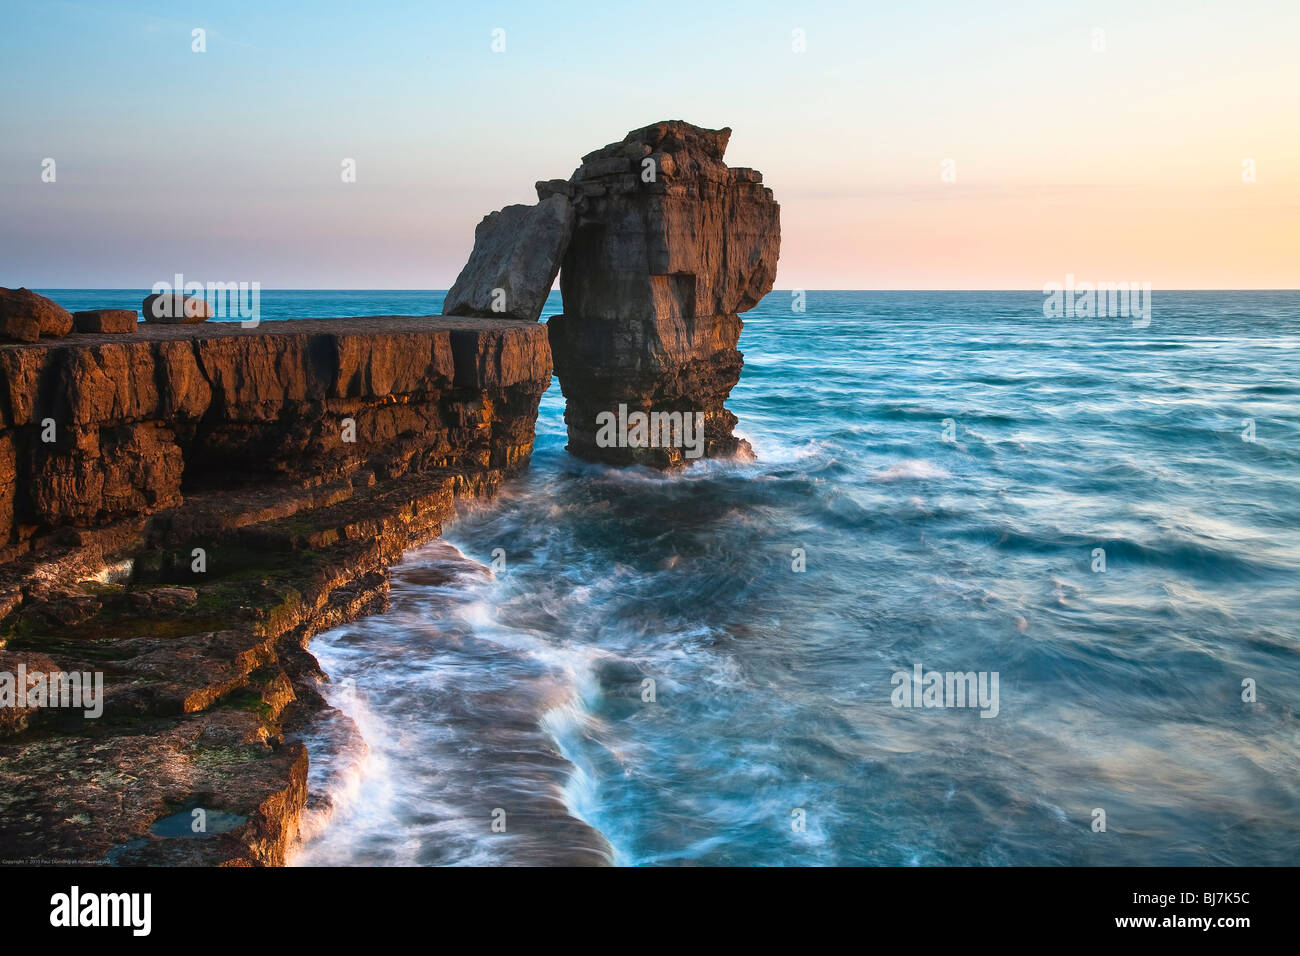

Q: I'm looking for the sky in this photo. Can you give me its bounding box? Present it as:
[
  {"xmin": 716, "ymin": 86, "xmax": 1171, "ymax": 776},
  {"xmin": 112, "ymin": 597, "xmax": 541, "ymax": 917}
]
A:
[{"xmin": 1, "ymin": 0, "xmax": 1297, "ymax": 289}]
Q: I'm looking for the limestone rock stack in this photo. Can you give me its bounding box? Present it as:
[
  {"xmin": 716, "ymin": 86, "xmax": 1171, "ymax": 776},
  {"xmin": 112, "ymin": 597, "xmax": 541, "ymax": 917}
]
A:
[
  {"xmin": 441, "ymin": 119, "xmax": 779, "ymax": 468},
  {"xmin": 546, "ymin": 121, "xmax": 780, "ymax": 467}
]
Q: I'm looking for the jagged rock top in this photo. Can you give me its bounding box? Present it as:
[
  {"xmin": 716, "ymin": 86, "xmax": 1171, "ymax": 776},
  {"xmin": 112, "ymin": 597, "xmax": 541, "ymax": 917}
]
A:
[
  {"xmin": 538, "ymin": 120, "xmax": 772, "ymax": 203},
  {"xmin": 576, "ymin": 121, "xmax": 732, "ymax": 181},
  {"xmin": 623, "ymin": 120, "xmax": 731, "ymax": 158}
]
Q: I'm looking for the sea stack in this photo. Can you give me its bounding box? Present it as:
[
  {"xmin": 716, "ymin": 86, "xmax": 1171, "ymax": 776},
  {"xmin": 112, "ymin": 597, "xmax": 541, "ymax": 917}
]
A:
[
  {"xmin": 547, "ymin": 121, "xmax": 780, "ymax": 467},
  {"xmin": 442, "ymin": 120, "xmax": 780, "ymax": 468}
]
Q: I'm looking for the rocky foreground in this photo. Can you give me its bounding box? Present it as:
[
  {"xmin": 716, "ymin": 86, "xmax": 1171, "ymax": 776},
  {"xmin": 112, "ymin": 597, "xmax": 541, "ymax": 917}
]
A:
[{"xmin": 0, "ymin": 317, "xmax": 550, "ymax": 865}]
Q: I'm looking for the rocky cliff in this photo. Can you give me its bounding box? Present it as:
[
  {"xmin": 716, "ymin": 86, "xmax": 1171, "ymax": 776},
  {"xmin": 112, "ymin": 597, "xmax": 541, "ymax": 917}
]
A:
[{"xmin": 0, "ymin": 316, "xmax": 551, "ymax": 865}]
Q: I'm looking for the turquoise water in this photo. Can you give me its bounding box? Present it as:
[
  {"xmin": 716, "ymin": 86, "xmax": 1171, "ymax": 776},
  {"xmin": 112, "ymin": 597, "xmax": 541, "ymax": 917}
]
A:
[
  {"xmin": 45, "ymin": 290, "xmax": 1300, "ymax": 865},
  {"xmin": 38, "ymin": 289, "xmax": 447, "ymax": 321}
]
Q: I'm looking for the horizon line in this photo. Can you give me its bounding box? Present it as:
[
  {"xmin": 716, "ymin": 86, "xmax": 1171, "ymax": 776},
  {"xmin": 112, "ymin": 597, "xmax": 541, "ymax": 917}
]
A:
[{"xmin": 24, "ymin": 287, "xmax": 1300, "ymax": 294}]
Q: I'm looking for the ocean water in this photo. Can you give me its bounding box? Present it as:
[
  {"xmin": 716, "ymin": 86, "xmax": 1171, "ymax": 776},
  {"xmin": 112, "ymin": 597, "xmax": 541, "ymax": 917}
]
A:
[{"xmin": 45, "ymin": 289, "xmax": 1300, "ymax": 866}]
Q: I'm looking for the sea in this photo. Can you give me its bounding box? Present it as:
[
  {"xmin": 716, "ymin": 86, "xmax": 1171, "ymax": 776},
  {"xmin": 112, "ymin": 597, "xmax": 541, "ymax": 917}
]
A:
[{"xmin": 41, "ymin": 289, "xmax": 1300, "ymax": 866}]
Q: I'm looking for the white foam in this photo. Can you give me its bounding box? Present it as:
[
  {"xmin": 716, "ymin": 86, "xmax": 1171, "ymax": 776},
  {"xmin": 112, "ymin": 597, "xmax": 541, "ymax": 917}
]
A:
[{"xmin": 872, "ymin": 459, "xmax": 952, "ymax": 482}]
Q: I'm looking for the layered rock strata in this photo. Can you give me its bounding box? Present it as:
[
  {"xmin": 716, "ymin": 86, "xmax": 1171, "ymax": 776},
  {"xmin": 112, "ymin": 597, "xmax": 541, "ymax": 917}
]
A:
[{"xmin": 0, "ymin": 315, "xmax": 551, "ymax": 865}]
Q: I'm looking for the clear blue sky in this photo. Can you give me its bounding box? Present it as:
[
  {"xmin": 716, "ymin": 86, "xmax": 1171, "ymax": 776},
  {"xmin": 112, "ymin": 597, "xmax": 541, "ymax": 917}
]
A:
[{"xmin": 2, "ymin": 0, "xmax": 1297, "ymax": 288}]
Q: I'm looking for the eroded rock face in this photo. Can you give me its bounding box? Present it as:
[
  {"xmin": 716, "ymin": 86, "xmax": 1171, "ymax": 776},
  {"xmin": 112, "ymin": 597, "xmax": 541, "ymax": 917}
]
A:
[
  {"xmin": 443, "ymin": 193, "xmax": 575, "ymax": 323},
  {"xmin": 0, "ymin": 288, "xmax": 74, "ymax": 342},
  {"xmin": 546, "ymin": 120, "xmax": 780, "ymax": 467},
  {"xmin": 549, "ymin": 310, "xmax": 748, "ymax": 466},
  {"xmin": 0, "ymin": 316, "xmax": 551, "ymax": 558}
]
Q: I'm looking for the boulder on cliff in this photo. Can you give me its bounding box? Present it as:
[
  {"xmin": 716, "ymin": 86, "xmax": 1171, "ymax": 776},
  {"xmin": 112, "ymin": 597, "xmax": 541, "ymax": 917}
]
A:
[
  {"xmin": 142, "ymin": 293, "xmax": 213, "ymax": 324},
  {"xmin": 546, "ymin": 120, "xmax": 780, "ymax": 467},
  {"xmin": 73, "ymin": 309, "xmax": 138, "ymax": 334},
  {"xmin": 0, "ymin": 287, "xmax": 74, "ymax": 342},
  {"xmin": 442, "ymin": 193, "xmax": 575, "ymax": 323}
]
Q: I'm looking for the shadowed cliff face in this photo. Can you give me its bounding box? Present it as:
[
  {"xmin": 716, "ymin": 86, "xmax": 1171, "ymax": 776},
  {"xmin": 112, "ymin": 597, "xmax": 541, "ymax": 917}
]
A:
[
  {"xmin": 0, "ymin": 317, "xmax": 550, "ymax": 557},
  {"xmin": 547, "ymin": 120, "xmax": 780, "ymax": 468}
]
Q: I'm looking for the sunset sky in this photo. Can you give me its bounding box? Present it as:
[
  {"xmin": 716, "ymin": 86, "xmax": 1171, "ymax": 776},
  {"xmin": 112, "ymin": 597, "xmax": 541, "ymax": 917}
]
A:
[{"xmin": 2, "ymin": 0, "xmax": 1297, "ymax": 289}]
